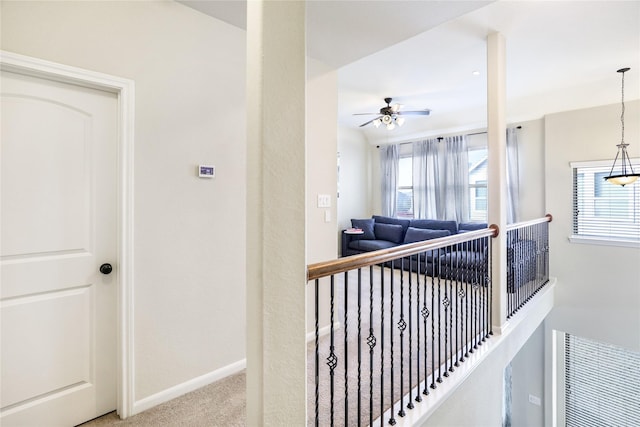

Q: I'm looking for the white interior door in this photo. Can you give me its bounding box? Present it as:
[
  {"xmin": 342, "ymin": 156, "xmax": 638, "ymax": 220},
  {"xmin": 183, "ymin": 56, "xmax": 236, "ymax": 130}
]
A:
[{"xmin": 1, "ymin": 69, "xmax": 118, "ymax": 426}]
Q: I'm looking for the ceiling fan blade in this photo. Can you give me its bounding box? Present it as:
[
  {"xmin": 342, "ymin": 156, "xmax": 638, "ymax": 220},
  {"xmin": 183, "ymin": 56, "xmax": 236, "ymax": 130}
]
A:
[
  {"xmin": 353, "ymin": 112, "xmax": 381, "ymax": 116},
  {"xmin": 397, "ymin": 110, "xmax": 431, "ymax": 116},
  {"xmin": 359, "ymin": 116, "xmax": 382, "ymax": 127}
]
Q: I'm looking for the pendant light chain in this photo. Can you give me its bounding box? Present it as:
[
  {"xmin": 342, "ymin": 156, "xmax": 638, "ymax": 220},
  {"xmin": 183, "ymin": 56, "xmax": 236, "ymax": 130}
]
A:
[{"xmin": 621, "ymin": 68, "xmax": 625, "ymax": 146}]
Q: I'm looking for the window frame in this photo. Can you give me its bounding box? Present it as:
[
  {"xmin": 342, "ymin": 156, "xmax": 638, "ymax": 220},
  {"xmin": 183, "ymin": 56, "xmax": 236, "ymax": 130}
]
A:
[{"xmin": 570, "ymin": 159, "xmax": 640, "ymax": 248}]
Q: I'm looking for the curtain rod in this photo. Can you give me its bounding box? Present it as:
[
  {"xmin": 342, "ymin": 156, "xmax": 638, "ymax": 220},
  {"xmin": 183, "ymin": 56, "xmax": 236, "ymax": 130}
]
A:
[
  {"xmin": 464, "ymin": 125, "xmax": 522, "ymax": 138},
  {"xmin": 377, "ymin": 125, "xmax": 523, "ymax": 147},
  {"xmin": 376, "ymin": 126, "xmax": 522, "ymax": 148}
]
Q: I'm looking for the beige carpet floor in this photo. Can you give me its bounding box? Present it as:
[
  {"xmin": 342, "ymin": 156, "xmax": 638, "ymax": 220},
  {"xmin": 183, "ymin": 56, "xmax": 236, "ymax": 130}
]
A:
[{"xmin": 78, "ymin": 372, "xmax": 246, "ymax": 427}]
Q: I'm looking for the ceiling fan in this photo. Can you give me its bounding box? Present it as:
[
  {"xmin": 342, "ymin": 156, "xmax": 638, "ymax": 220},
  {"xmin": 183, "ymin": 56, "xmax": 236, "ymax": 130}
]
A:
[{"xmin": 354, "ymin": 97, "xmax": 431, "ymax": 129}]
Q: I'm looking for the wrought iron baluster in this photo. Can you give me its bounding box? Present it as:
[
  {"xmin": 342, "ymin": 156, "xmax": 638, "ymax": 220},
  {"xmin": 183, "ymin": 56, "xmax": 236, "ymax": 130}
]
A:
[
  {"xmin": 422, "ymin": 258, "xmax": 430, "ymax": 396},
  {"xmin": 388, "ymin": 261, "xmax": 396, "ymax": 426},
  {"xmin": 430, "ymin": 249, "xmax": 437, "ymax": 390},
  {"xmin": 407, "ymin": 259, "xmax": 414, "ymax": 410},
  {"xmin": 343, "ymin": 271, "xmax": 349, "ymax": 425},
  {"xmin": 368, "ymin": 265, "xmax": 376, "ymax": 427},
  {"xmin": 380, "ymin": 264, "xmax": 386, "ymax": 424},
  {"xmin": 415, "ymin": 255, "xmax": 422, "ymax": 403},
  {"xmin": 357, "ymin": 268, "xmax": 362, "ymax": 426},
  {"xmin": 397, "ymin": 258, "xmax": 406, "ymax": 418},
  {"xmin": 315, "ymin": 278, "xmax": 320, "ymax": 427},
  {"xmin": 327, "ymin": 275, "xmax": 337, "ymax": 426},
  {"xmin": 442, "ymin": 250, "xmax": 450, "ymax": 378}
]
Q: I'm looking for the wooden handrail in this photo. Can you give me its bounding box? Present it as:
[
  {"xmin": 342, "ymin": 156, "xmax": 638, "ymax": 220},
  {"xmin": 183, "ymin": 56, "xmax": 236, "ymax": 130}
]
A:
[
  {"xmin": 307, "ymin": 226, "xmax": 498, "ymax": 282},
  {"xmin": 505, "ymin": 213, "xmax": 553, "ymax": 232}
]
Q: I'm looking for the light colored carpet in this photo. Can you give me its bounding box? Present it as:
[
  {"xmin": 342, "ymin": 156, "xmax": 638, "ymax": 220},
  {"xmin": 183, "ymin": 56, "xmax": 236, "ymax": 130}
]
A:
[{"xmin": 78, "ymin": 372, "xmax": 246, "ymax": 427}]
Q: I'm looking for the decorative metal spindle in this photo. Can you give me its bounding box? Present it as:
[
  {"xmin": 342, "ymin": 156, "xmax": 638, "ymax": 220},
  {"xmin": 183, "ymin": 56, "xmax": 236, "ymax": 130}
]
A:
[
  {"xmin": 407, "ymin": 259, "xmax": 414, "ymax": 410},
  {"xmin": 436, "ymin": 250, "xmax": 443, "ymax": 384},
  {"xmin": 454, "ymin": 241, "xmax": 461, "ymax": 368},
  {"xmin": 315, "ymin": 278, "xmax": 320, "ymax": 427},
  {"xmin": 422, "ymin": 263, "xmax": 429, "ymax": 396},
  {"xmin": 397, "ymin": 258, "xmax": 406, "ymax": 418},
  {"xmin": 357, "ymin": 268, "xmax": 362, "ymax": 426},
  {"xmin": 380, "ymin": 265, "xmax": 385, "ymax": 423},
  {"xmin": 343, "ymin": 271, "xmax": 349, "ymax": 425},
  {"xmin": 470, "ymin": 252, "xmax": 477, "ymax": 353},
  {"xmin": 465, "ymin": 244, "xmax": 472, "ymax": 357},
  {"xmin": 479, "ymin": 239, "xmax": 486, "ymax": 344},
  {"xmin": 368, "ymin": 266, "xmax": 376, "ymax": 427},
  {"xmin": 488, "ymin": 238, "xmax": 494, "ymax": 336},
  {"xmin": 430, "ymin": 249, "xmax": 437, "ymax": 389},
  {"xmin": 447, "ymin": 248, "xmax": 458, "ymax": 372},
  {"xmin": 415, "ymin": 256, "xmax": 422, "ymax": 403},
  {"xmin": 327, "ymin": 275, "xmax": 337, "ymax": 426},
  {"xmin": 443, "ymin": 251, "xmax": 450, "ymax": 378},
  {"xmin": 459, "ymin": 240, "xmax": 467, "ymax": 363},
  {"xmin": 388, "ymin": 261, "xmax": 396, "ymax": 426}
]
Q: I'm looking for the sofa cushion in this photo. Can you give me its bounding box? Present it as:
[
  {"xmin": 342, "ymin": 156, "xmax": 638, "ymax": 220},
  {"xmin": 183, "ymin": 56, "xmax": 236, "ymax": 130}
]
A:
[
  {"xmin": 404, "ymin": 227, "xmax": 451, "ymax": 244},
  {"xmin": 350, "ymin": 218, "xmax": 375, "ymax": 240},
  {"xmin": 349, "ymin": 239, "xmax": 398, "ymax": 252},
  {"xmin": 374, "ymin": 223, "xmax": 404, "ymax": 243},
  {"xmin": 409, "ymin": 219, "xmax": 458, "ymax": 236},
  {"xmin": 372, "ymin": 215, "xmax": 411, "ymax": 237},
  {"xmin": 458, "ymin": 222, "xmax": 487, "ymax": 232}
]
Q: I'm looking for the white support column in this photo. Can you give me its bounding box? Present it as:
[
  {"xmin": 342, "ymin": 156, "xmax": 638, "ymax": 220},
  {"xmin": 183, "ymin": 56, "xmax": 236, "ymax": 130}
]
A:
[
  {"xmin": 487, "ymin": 32, "xmax": 508, "ymax": 332},
  {"xmin": 246, "ymin": 1, "xmax": 307, "ymax": 425}
]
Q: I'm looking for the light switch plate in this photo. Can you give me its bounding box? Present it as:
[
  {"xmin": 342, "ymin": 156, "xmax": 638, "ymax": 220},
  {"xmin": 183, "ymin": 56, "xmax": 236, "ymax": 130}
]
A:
[{"xmin": 317, "ymin": 194, "xmax": 331, "ymax": 208}]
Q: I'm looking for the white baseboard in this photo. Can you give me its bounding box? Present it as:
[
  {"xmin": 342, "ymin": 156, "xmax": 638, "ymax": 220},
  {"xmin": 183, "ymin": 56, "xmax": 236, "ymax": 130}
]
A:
[
  {"xmin": 306, "ymin": 321, "xmax": 340, "ymax": 342},
  {"xmin": 131, "ymin": 359, "xmax": 246, "ymax": 416}
]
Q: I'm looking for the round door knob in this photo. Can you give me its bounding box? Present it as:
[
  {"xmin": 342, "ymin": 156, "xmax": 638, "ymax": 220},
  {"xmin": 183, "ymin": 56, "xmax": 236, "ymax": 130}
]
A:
[{"xmin": 100, "ymin": 263, "xmax": 113, "ymax": 275}]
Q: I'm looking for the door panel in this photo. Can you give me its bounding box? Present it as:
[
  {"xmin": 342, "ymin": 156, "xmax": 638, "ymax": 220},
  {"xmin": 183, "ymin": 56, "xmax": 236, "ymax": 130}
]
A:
[{"xmin": 1, "ymin": 69, "xmax": 117, "ymax": 426}]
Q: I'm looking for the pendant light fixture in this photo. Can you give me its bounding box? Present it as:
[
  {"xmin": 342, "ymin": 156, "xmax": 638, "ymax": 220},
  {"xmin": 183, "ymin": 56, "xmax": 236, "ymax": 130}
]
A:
[{"xmin": 604, "ymin": 67, "xmax": 639, "ymax": 186}]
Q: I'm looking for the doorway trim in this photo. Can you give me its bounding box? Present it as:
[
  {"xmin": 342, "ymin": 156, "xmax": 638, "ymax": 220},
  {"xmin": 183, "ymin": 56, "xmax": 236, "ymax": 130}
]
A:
[{"xmin": 1, "ymin": 50, "xmax": 135, "ymax": 419}]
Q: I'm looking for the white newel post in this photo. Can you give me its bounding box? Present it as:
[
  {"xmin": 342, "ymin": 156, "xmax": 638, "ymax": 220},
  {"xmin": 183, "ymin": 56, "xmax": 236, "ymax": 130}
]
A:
[
  {"xmin": 246, "ymin": 1, "xmax": 307, "ymax": 425},
  {"xmin": 487, "ymin": 32, "xmax": 508, "ymax": 332}
]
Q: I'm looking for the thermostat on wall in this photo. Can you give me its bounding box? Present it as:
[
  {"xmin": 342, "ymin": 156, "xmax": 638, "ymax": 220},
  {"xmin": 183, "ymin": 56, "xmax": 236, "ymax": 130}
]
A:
[{"xmin": 198, "ymin": 165, "xmax": 215, "ymax": 178}]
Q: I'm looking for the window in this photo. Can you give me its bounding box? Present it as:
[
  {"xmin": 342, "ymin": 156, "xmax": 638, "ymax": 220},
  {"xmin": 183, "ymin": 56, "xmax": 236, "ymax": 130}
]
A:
[
  {"xmin": 394, "ymin": 146, "xmax": 488, "ymax": 220},
  {"xmin": 396, "ymin": 156, "xmax": 413, "ymax": 218},
  {"xmin": 468, "ymin": 147, "xmax": 488, "ymax": 222},
  {"xmin": 571, "ymin": 160, "xmax": 640, "ymax": 246},
  {"xmin": 562, "ymin": 333, "xmax": 640, "ymax": 426}
]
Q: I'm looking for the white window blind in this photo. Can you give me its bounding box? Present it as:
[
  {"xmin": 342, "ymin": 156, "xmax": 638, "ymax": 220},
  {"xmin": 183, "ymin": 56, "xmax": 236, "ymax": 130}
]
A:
[
  {"xmin": 571, "ymin": 160, "xmax": 640, "ymax": 245},
  {"xmin": 565, "ymin": 334, "xmax": 640, "ymax": 427}
]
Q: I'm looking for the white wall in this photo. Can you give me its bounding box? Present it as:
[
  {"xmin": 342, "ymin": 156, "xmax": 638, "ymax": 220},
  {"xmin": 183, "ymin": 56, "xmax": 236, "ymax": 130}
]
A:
[
  {"xmin": 544, "ymin": 100, "xmax": 640, "ymax": 352},
  {"xmin": 514, "ymin": 118, "xmax": 546, "ymax": 221},
  {"xmin": 337, "ymin": 126, "xmax": 372, "ymax": 245},
  {"xmin": 1, "ymin": 0, "xmax": 247, "ymax": 405},
  {"xmin": 510, "ymin": 323, "xmax": 545, "ymax": 426},
  {"xmin": 306, "ymin": 59, "xmax": 338, "ymax": 334}
]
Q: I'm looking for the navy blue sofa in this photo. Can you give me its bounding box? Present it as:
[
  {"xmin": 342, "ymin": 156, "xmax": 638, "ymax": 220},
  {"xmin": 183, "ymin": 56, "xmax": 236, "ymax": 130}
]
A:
[
  {"xmin": 342, "ymin": 215, "xmax": 478, "ymax": 276},
  {"xmin": 342, "ymin": 216, "xmax": 537, "ymax": 290}
]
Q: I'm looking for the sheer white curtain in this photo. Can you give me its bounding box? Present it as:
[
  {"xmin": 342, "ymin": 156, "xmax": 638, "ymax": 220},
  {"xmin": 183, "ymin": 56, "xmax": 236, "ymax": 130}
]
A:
[
  {"xmin": 380, "ymin": 144, "xmax": 399, "ymax": 217},
  {"xmin": 442, "ymin": 135, "xmax": 470, "ymax": 222},
  {"xmin": 411, "ymin": 135, "xmax": 470, "ymax": 221},
  {"xmin": 506, "ymin": 127, "xmax": 520, "ymax": 223},
  {"xmin": 412, "ymin": 139, "xmax": 440, "ymax": 219}
]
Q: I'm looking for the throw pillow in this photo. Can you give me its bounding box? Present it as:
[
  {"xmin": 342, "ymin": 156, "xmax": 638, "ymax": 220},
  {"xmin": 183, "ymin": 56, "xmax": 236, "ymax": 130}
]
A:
[
  {"xmin": 403, "ymin": 227, "xmax": 451, "ymax": 244},
  {"xmin": 374, "ymin": 223, "xmax": 404, "ymax": 243},
  {"xmin": 350, "ymin": 218, "xmax": 375, "ymax": 240}
]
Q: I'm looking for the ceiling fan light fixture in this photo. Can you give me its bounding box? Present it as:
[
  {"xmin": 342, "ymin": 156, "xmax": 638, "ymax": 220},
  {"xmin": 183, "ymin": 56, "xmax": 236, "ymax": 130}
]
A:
[
  {"xmin": 382, "ymin": 114, "xmax": 393, "ymax": 125},
  {"xmin": 396, "ymin": 116, "xmax": 405, "ymax": 127},
  {"xmin": 604, "ymin": 67, "xmax": 640, "ymax": 186},
  {"xmin": 387, "ymin": 122, "xmax": 396, "ymax": 130},
  {"xmin": 373, "ymin": 118, "xmax": 381, "ymax": 128}
]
